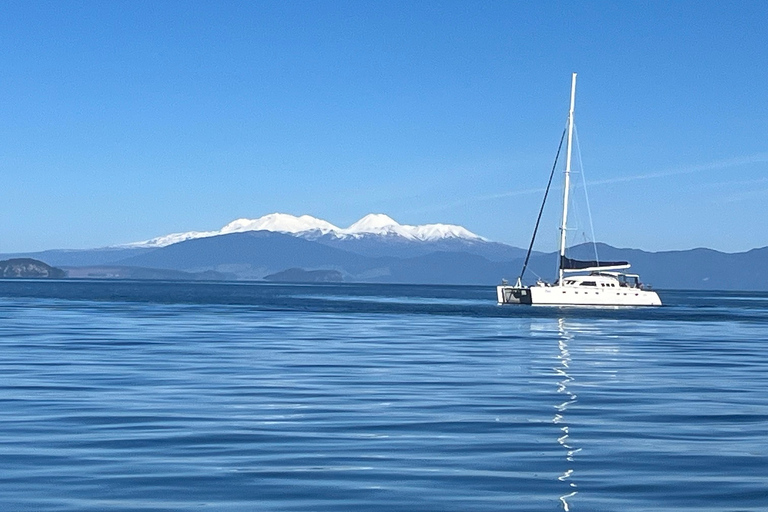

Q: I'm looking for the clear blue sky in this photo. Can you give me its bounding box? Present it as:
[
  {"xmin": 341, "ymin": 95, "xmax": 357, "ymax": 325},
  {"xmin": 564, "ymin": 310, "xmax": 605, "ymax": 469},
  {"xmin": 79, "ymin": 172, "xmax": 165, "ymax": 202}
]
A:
[{"xmin": 1, "ymin": 1, "xmax": 766, "ymax": 253}]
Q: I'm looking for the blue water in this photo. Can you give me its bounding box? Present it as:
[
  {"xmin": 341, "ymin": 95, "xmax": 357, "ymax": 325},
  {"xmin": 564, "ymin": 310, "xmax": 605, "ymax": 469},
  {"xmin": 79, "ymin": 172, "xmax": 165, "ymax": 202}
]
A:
[{"xmin": 1, "ymin": 280, "xmax": 766, "ymax": 511}]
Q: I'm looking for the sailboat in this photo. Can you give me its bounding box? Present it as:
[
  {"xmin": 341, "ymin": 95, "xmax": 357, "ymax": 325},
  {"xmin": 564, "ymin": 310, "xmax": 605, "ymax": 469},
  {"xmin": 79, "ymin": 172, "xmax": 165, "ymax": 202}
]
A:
[{"xmin": 497, "ymin": 73, "xmax": 661, "ymax": 306}]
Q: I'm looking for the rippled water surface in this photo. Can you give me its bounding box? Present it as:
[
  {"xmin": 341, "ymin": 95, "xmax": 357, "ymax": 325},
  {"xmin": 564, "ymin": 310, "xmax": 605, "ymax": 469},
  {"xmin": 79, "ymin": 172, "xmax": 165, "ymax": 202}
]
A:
[{"xmin": 1, "ymin": 280, "xmax": 766, "ymax": 511}]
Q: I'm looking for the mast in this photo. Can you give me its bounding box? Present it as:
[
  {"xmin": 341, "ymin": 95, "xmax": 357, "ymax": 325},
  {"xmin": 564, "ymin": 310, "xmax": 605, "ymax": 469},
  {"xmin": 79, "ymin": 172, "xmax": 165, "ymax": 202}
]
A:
[{"xmin": 558, "ymin": 72, "xmax": 577, "ymax": 285}]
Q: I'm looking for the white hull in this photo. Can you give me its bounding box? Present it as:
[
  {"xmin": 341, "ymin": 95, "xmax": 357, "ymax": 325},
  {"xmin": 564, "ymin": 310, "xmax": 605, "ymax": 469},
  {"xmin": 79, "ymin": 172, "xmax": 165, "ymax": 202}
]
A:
[{"xmin": 497, "ymin": 284, "xmax": 661, "ymax": 307}]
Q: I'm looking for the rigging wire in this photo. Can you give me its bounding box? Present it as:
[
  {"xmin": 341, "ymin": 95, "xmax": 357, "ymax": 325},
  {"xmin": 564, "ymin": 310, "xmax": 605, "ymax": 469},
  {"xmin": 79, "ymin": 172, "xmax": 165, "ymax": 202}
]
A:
[
  {"xmin": 518, "ymin": 126, "xmax": 568, "ymax": 284},
  {"xmin": 573, "ymin": 125, "xmax": 600, "ymax": 265}
]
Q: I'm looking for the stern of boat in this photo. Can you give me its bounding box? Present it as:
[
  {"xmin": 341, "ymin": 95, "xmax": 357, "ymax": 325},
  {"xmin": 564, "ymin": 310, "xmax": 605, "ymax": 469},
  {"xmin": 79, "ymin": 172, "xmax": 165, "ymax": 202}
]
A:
[{"xmin": 497, "ymin": 285, "xmax": 533, "ymax": 305}]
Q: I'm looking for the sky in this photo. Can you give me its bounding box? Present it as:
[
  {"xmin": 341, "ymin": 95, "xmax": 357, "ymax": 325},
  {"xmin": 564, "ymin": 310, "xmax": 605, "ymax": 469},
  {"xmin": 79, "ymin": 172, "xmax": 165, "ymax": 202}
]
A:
[{"xmin": 1, "ymin": 1, "xmax": 766, "ymax": 253}]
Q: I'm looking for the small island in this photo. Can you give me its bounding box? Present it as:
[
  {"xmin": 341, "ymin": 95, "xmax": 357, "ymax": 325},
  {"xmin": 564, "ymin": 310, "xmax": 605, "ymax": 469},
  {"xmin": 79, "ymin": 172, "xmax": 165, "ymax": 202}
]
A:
[
  {"xmin": 264, "ymin": 268, "xmax": 343, "ymax": 283},
  {"xmin": 0, "ymin": 258, "xmax": 67, "ymax": 279}
]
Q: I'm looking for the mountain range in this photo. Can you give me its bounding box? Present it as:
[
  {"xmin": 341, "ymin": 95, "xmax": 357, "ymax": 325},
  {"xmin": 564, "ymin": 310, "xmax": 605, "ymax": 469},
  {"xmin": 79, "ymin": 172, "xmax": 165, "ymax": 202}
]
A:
[
  {"xmin": 2, "ymin": 213, "xmax": 765, "ymax": 290},
  {"xmin": 123, "ymin": 213, "xmax": 489, "ymax": 247}
]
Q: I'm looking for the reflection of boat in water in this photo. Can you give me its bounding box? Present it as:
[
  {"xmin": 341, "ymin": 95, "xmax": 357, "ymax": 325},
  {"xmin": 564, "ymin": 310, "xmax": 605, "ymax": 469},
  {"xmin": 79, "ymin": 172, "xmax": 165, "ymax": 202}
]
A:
[
  {"xmin": 554, "ymin": 318, "xmax": 579, "ymax": 511},
  {"xmin": 497, "ymin": 73, "xmax": 661, "ymax": 306}
]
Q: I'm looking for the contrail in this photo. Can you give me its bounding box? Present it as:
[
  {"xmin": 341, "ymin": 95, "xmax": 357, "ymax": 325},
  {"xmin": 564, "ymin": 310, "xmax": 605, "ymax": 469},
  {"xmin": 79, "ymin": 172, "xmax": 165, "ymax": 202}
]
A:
[
  {"xmin": 406, "ymin": 151, "xmax": 768, "ymax": 215},
  {"xmin": 586, "ymin": 152, "xmax": 768, "ymax": 187}
]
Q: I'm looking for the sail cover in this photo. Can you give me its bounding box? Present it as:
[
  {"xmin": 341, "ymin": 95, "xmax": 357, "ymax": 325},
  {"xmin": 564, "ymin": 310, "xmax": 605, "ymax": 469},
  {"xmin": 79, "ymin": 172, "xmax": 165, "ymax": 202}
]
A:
[{"xmin": 560, "ymin": 256, "xmax": 630, "ymax": 271}]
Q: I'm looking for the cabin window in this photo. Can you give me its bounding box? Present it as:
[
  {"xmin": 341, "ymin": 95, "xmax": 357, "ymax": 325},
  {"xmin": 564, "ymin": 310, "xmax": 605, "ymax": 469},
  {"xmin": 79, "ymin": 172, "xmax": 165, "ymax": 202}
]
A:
[
  {"xmin": 580, "ymin": 281, "xmax": 597, "ymax": 286},
  {"xmin": 619, "ymin": 275, "xmax": 640, "ymax": 288}
]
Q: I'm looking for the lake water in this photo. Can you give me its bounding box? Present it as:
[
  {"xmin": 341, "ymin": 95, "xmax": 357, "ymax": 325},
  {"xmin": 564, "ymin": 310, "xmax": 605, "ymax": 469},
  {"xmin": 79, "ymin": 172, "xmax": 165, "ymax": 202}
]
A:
[{"xmin": 1, "ymin": 280, "xmax": 766, "ymax": 511}]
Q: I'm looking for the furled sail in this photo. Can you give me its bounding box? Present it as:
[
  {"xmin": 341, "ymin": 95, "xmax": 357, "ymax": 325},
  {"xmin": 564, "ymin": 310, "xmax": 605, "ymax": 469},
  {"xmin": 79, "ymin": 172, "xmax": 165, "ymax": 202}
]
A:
[{"xmin": 560, "ymin": 256, "xmax": 630, "ymax": 271}]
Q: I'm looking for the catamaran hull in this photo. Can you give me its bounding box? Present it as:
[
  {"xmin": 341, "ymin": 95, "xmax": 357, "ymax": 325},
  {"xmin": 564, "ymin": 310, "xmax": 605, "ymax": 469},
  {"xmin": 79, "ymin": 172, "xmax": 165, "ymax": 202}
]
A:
[
  {"xmin": 496, "ymin": 285, "xmax": 533, "ymax": 304},
  {"xmin": 497, "ymin": 285, "xmax": 661, "ymax": 306}
]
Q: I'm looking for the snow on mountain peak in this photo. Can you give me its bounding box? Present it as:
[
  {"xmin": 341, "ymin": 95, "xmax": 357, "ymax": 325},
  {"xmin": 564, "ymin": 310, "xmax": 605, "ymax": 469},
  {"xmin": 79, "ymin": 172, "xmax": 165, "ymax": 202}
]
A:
[
  {"xmin": 124, "ymin": 213, "xmax": 486, "ymax": 248},
  {"xmin": 411, "ymin": 223, "xmax": 481, "ymax": 241},
  {"xmin": 220, "ymin": 214, "xmax": 339, "ymax": 235},
  {"xmin": 342, "ymin": 214, "xmax": 485, "ymax": 241},
  {"xmin": 347, "ymin": 213, "xmax": 400, "ymax": 231},
  {"xmin": 343, "ymin": 213, "xmax": 414, "ymax": 239}
]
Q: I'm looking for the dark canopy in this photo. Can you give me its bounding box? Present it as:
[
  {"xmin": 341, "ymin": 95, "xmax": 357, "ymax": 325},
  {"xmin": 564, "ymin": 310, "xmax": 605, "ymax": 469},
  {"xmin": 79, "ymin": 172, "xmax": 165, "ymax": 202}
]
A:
[{"xmin": 560, "ymin": 256, "xmax": 629, "ymax": 270}]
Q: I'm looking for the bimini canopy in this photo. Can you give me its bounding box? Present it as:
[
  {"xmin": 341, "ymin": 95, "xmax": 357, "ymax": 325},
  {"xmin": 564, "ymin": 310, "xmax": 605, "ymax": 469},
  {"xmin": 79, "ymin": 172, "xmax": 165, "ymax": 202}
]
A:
[{"xmin": 560, "ymin": 256, "xmax": 630, "ymax": 273}]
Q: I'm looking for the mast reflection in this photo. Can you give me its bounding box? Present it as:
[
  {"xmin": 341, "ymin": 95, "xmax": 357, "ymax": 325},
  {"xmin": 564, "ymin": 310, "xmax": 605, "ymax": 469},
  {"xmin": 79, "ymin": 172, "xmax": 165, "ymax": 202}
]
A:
[{"xmin": 555, "ymin": 317, "xmax": 580, "ymax": 511}]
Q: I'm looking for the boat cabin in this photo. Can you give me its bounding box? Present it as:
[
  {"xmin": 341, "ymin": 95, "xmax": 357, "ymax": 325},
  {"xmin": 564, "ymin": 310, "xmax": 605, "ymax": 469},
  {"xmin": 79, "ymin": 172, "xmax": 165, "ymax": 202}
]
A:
[{"xmin": 558, "ymin": 272, "xmax": 646, "ymax": 290}]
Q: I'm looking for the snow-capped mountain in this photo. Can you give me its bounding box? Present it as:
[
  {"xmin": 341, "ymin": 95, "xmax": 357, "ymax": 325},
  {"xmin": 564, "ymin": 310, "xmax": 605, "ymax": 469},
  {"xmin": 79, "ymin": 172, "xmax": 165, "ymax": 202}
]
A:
[
  {"xmin": 124, "ymin": 213, "xmax": 487, "ymax": 248},
  {"xmin": 344, "ymin": 214, "xmax": 483, "ymax": 241}
]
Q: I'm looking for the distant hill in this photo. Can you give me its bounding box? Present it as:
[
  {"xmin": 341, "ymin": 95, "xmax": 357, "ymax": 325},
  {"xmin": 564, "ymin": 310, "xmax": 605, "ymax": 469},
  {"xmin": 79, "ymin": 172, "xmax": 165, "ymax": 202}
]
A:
[
  {"xmin": 0, "ymin": 258, "xmax": 66, "ymax": 279},
  {"xmin": 115, "ymin": 231, "xmax": 392, "ymax": 279},
  {"xmin": 384, "ymin": 251, "xmax": 506, "ymax": 285},
  {"xmin": 310, "ymin": 233, "xmax": 531, "ymax": 261},
  {"xmin": 1, "ymin": 247, "xmax": 151, "ymax": 267},
  {"xmin": 264, "ymin": 268, "xmax": 343, "ymax": 283},
  {"xmin": 63, "ymin": 266, "xmax": 234, "ymax": 281}
]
